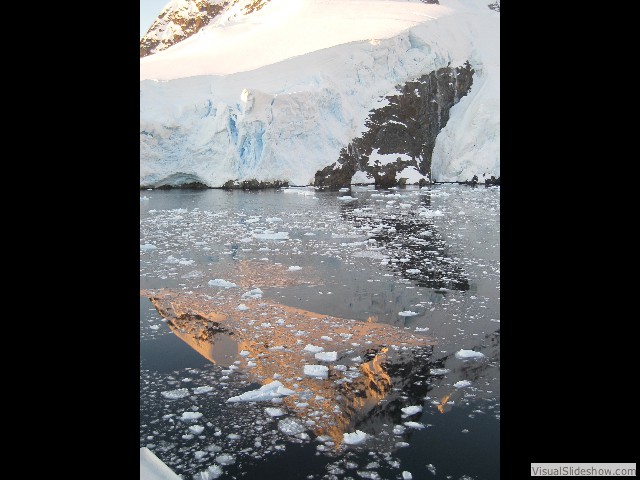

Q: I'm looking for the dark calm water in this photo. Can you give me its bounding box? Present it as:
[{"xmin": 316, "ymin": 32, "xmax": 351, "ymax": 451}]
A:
[{"xmin": 140, "ymin": 185, "xmax": 500, "ymax": 479}]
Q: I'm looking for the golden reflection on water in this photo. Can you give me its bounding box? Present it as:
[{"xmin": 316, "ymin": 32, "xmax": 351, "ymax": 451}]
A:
[
  {"xmin": 143, "ymin": 284, "xmax": 432, "ymax": 446},
  {"xmin": 142, "ymin": 260, "xmax": 435, "ymax": 446}
]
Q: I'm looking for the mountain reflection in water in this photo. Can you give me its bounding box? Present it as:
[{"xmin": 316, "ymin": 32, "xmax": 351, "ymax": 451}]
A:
[{"xmin": 145, "ymin": 287, "xmax": 437, "ymax": 447}]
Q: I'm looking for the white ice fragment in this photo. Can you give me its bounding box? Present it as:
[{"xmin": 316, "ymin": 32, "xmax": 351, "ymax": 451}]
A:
[
  {"xmin": 338, "ymin": 196, "xmax": 356, "ymax": 201},
  {"xmin": 196, "ymin": 464, "xmax": 223, "ymax": 480},
  {"xmin": 265, "ymin": 407, "xmax": 285, "ymax": 417},
  {"xmin": 189, "ymin": 425, "xmax": 205, "ymax": 435},
  {"xmin": 320, "ymin": 335, "xmax": 333, "ymax": 341},
  {"xmin": 406, "ymin": 269, "xmax": 420, "ymax": 274},
  {"xmin": 241, "ymin": 288, "xmax": 263, "ymax": 299},
  {"xmin": 350, "ymin": 356, "xmax": 362, "ymax": 362},
  {"xmin": 226, "ymin": 380, "xmax": 294, "ymax": 402},
  {"xmin": 402, "ymin": 472, "xmax": 413, "ymax": 480},
  {"xmin": 343, "ymin": 430, "xmax": 368, "ymax": 445},
  {"xmin": 455, "ymin": 349, "xmax": 486, "ymax": 359},
  {"xmin": 181, "ymin": 411, "xmax": 203, "ymax": 421},
  {"xmin": 357, "ymin": 471, "xmax": 380, "ymax": 480},
  {"xmin": 314, "ymin": 351, "xmax": 337, "ymax": 362},
  {"xmin": 140, "ymin": 244, "xmax": 157, "ymax": 251},
  {"xmin": 303, "ymin": 344, "xmax": 324, "ymax": 353},
  {"xmin": 239, "ymin": 350, "xmax": 250, "ymax": 357},
  {"xmin": 454, "ymin": 380, "xmax": 472, "ymax": 388},
  {"xmin": 401, "ymin": 405, "xmax": 423, "ymax": 416},
  {"xmin": 161, "ymin": 388, "xmax": 190, "ymax": 399},
  {"xmin": 288, "ymin": 266, "xmax": 302, "ymax": 271},
  {"xmin": 278, "ymin": 418, "xmax": 305, "ymax": 435},
  {"xmin": 253, "ymin": 231, "xmax": 289, "ymax": 240},
  {"xmin": 334, "ymin": 364, "xmax": 347, "ymax": 371},
  {"xmin": 208, "ymin": 279, "xmax": 237, "ymax": 288},
  {"xmin": 393, "ymin": 425, "xmax": 406, "ymax": 435},
  {"xmin": 215, "ymin": 454, "xmax": 235, "ymax": 465},
  {"xmin": 426, "ymin": 464, "xmax": 436, "ymax": 475},
  {"xmin": 194, "ymin": 386, "xmax": 214, "ymax": 394},
  {"xmin": 429, "ymin": 368, "xmax": 450, "ymax": 375},
  {"xmin": 414, "ymin": 327, "xmax": 429, "ymax": 332},
  {"xmin": 149, "ymin": 325, "xmax": 160, "ymax": 330},
  {"xmin": 398, "ymin": 311, "xmax": 419, "ymax": 317},
  {"xmin": 404, "ymin": 421, "xmax": 425, "ymax": 429},
  {"xmin": 236, "ymin": 304, "xmax": 249, "ymax": 311},
  {"xmin": 303, "ymin": 365, "xmax": 329, "ymax": 378}
]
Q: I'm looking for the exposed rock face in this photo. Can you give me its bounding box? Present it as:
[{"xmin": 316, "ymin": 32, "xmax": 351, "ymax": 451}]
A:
[
  {"xmin": 314, "ymin": 62, "xmax": 474, "ymax": 189},
  {"xmin": 140, "ymin": 0, "xmax": 271, "ymax": 58}
]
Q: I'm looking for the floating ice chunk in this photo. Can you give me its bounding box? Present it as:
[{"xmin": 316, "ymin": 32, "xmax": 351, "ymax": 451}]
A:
[
  {"xmin": 395, "ymin": 442, "xmax": 410, "ymax": 448},
  {"xmin": 194, "ymin": 451, "xmax": 207, "ymax": 460},
  {"xmin": 241, "ymin": 288, "xmax": 263, "ymax": 299},
  {"xmin": 334, "ymin": 364, "xmax": 347, "ymax": 371},
  {"xmin": 393, "ymin": 425, "xmax": 406, "ymax": 435},
  {"xmin": 253, "ymin": 231, "xmax": 289, "ymax": 240},
  {"xmin": 239, "ymin": 350, "xmax": 250, "ymax": 357},
  {"xmin": 140, "ymin": 196, "xmax": 149, "ymax": 201},
  {"xmin": 181, "ymin": 411, "xmax": 203, "ymax": 421},
  {"xmin": 404, "ymin": 421, "xmax": 425, "ymax": 429},
  {"xmin": 149, "ymin": 325, "xmax": 160, "ymax": 330},
  {"xmin": 338, "ymin": 196, "xmax": 356, "ymax": 201},
  {"xmin": 278, "ymin": 418, "xmax": 305, "ymax": 435},
  {"xmin": 402, "ymin": 472, "xmax": 413, "ymax": 480},
  {"xmin": 419, "ymin": 209, "xmax": 444, "ymax": 217},
  {"xmin": 140, "ymin": 244, "xmax": 157, "ymax": 251},
  {"xmin": 189, "ymin": 425, "xmax": 205, "ymax": 435},
  {"xmin": 429, "ymin": 368, "xmax": 450, "ymax": 375},
  {"xmin": 426, "ymin": 464, "xmax": 436, "ymax": 475},
  {"xmin": 350, "ymin": 356, "xmax": 362, "ymax": 362},
  {"xmin": 266, "ymin": 217, "xmax": 282, "ymax": 222},
  {"xmin": 227, "ymin": 380, "xmax": 294, "ymax": 402},
  {"xmin": 339, "ymin": 188, "xmax": 350, "ymax": 192},
  {"xmin": 414, "ymin": 327, "xmax": 429, "ymax": 332},
  {"xmin": 215, "ymin": 454, "xmax": 235, "ymax": 465},
  {"xmin": 161, "ymin": 388, "xmax": 190, "ymax": 399},
  {"xmin": 236, "ymin": 304, "xmax": 249, "ymax": 311},
  {"xmin": 343, "ymin": 430, "xmax": 368, "ymax": 445},
  {"xmin": 247, "ymin": 361, "xmax": 257, "ymax": 367},
  {"xmin": 406, "ymin": 269, "xmax": 421, "ymax": 274},
  {"xmin": 357, "ymin": 471, "xmax": 380, "ymax": 479},
  {"xmin": 401, "ymin": 406, "xmax": 423, "ymax": 416},
  {"xmin": 303, "ymin": 365, "xmax": 329, "ymax": 378},
  {"xmin": 455, "ymin": 349, "xmax": 486, "ymax": 359},
  {"xmin": 303, "ymin": 344, "xmax": 324, "ymax": 353},
  {"xmin": 265, "ymin": 407, "xmax": 285, "ymax": 417},
  {"xmin": 193, "ymin": 386, "xmax": 214, "ymax": 394},
  {"xmin": 199, "ymin": 461, "xmax": 222, "ymax": 480},
  {"xmin": 208, "ymin": 279, "xmax": 237, "ymax": 288},
  {"xmin": 454, "ymin": 380, "xmax": 472, "ymax": 388},
  {"xmin": 398, "ymin": 311, "xmax": 419, "ymax": 317},
  {"xmin": 288, "ymin": 266, "xmax": 302, "ymax": 271},
  {"xmin": 320, "ymin": 336, "xmax": 333, "ymax": 341},
  {"xmin": 314, "ymin": 351, "xmax": 337, "ymax": 362}
]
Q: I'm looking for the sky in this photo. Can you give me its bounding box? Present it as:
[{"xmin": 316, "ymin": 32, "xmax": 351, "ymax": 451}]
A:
[{"xmin": 141, "ymin": 0, "xmax": 169, "ymax": 39}]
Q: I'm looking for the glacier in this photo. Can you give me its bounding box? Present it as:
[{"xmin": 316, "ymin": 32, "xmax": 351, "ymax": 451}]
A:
[{"xmin": 140, "ymin": 0, "xmax": 499, "ymax": 187}]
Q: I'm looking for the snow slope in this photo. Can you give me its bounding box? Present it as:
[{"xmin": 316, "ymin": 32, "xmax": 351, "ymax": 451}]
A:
[{"xmin": 140, "ymin": 0, "xmax": 499, "ymax": 186}]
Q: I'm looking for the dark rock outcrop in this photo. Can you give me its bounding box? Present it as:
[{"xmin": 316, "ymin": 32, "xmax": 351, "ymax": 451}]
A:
[
  {"xmin": 314, "ymin": 62, "xmax": 474, "ymax": 189},
  {"xmin": 140, "ymin": 0, "xmax": 271, "ymax": 58}
]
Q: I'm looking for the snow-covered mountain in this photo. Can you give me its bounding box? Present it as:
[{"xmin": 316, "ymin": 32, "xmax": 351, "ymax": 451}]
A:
[
  {"xmin": 140, "ymin": 0, "xmax": 271, "ymax": 57},
  {"xmin": 140, "ymin": 0, "xmax": 499, "ymax": 188}
]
